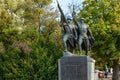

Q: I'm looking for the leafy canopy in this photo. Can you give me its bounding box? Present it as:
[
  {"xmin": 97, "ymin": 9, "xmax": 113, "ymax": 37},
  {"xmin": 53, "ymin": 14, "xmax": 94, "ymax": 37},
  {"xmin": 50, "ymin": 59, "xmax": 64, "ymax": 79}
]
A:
[{"xmin": 79, "ymin": 0, "xmax": 120, "ymax": 68}]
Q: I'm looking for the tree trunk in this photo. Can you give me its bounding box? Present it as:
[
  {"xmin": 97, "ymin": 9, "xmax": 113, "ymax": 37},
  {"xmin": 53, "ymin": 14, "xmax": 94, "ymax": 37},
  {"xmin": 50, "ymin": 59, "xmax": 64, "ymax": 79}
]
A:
[{"xmin": 112, "ymin": 59, "xmax": 119, "ymax": 80}]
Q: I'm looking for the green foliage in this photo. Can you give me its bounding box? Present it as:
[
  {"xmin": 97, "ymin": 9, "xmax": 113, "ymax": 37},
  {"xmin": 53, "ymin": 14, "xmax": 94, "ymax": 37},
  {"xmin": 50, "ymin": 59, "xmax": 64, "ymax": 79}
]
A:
[
  {"xmin": 0, "ymin": 31, "xmax": 62, "ymax": 80},
  {"xmin": 0, "ymin": 0, "xmax": 62, "ymax": 80},
  {"xmin": 79, "ymin": 0, "xmax": 120, "ymax": 68}
]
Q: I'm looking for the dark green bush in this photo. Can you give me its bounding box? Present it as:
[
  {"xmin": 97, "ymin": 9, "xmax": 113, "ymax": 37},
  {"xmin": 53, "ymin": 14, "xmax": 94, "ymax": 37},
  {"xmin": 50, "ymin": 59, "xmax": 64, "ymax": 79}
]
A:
[{"xmin": 0, "ymin": 35, "xmax": 62, "ymax": 80}]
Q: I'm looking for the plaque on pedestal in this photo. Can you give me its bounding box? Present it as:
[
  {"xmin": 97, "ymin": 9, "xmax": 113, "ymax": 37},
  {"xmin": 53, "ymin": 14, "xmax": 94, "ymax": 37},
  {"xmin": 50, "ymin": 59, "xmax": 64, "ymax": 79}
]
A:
[{"xmin": 58, "ymin": 56, "xmax": 95, "ymax": 80}]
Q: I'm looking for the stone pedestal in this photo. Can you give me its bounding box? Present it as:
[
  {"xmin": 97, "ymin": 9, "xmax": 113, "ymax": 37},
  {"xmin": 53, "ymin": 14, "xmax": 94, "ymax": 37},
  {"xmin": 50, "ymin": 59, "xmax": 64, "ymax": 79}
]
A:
[{"xmin": 58, "ymin": 56, "xmax": 95, "ymax": 80}]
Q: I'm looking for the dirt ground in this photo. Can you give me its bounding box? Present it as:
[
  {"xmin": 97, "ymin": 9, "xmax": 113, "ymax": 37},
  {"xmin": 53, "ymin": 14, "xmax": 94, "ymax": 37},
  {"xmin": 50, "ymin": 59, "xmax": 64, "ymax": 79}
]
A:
[{"xmin": 101, "ymin": 78, "xmax": 112, "ymax": 80}]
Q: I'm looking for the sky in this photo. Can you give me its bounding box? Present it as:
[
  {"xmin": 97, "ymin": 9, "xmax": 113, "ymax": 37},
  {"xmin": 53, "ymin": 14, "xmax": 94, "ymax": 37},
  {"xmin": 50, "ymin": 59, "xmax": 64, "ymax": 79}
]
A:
[{"xmin": 51, "ymin": 0, "xmax": 84, "ymax": 15}]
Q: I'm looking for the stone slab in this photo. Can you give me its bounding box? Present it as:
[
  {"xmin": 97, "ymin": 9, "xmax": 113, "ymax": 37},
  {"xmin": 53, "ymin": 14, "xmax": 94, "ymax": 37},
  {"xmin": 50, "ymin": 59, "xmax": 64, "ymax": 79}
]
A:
[{"xmin": 58, "ymin": 56, "xmax": 95, "ymax": 80}]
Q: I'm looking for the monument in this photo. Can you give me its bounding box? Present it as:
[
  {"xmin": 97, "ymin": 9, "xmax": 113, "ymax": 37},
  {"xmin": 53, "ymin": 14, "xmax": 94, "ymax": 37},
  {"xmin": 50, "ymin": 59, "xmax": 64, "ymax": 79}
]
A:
[
  {"xmin": 57, "ymin": 0, "xmax": 95, "ymax": 80},
  {"xmin": 58, "ymin": 56, "xmax": 95, "ymax": 80}
]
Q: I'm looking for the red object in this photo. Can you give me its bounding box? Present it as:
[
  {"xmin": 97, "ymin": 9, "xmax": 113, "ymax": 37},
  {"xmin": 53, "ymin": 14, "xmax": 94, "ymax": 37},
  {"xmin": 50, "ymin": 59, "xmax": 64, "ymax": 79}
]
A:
[{"xmin": 98, "ymin": 72, "xmax": 105, "ymax": 78}]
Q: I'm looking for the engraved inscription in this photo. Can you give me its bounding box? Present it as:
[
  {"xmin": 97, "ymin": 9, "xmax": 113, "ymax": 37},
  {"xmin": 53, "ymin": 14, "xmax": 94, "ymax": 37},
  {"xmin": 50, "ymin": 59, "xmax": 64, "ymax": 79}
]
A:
[
  {"xmin": 59, "ymin": 56, "xmax": 95, "ymax": 80},
  {"xmin": 61, "ymin": 58, "xmax": 87, "ymax": 80}
]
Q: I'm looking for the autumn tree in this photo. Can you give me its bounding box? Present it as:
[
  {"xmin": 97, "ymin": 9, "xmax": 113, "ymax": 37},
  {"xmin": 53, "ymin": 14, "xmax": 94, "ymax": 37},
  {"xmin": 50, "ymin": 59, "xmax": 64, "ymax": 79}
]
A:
[{"xmin": 79, "ymin": 0, "xmax": 120, "ymax": 80}]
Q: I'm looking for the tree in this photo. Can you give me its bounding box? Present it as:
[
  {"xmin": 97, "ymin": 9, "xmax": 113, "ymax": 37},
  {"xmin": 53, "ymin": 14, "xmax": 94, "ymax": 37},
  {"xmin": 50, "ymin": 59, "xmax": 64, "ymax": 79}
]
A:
[
  {"xmin": 0, "ymin": 0, "xmax": 54, "ymax": 52},
  {"xmin": 0, "ymin": 0, "xmax": 63, "ymax": 79},
  {"xmin": 79, "ymin": 0, "xmax": 120, "ymax": 80}
]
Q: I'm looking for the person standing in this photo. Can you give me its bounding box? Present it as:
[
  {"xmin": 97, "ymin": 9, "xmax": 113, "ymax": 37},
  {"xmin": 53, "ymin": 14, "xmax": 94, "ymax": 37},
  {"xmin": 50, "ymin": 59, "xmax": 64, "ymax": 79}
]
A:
[{"xmin": 73, "ymin": 18, "xmax": 95, "ymax": 55}]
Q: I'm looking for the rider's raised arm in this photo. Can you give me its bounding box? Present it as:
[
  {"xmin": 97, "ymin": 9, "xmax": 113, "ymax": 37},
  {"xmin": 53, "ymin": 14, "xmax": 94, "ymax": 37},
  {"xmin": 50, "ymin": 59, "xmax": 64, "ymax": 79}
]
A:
[{"xmin": 73, "ymin": 17, "xmax": 79, "ymax": 27}]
